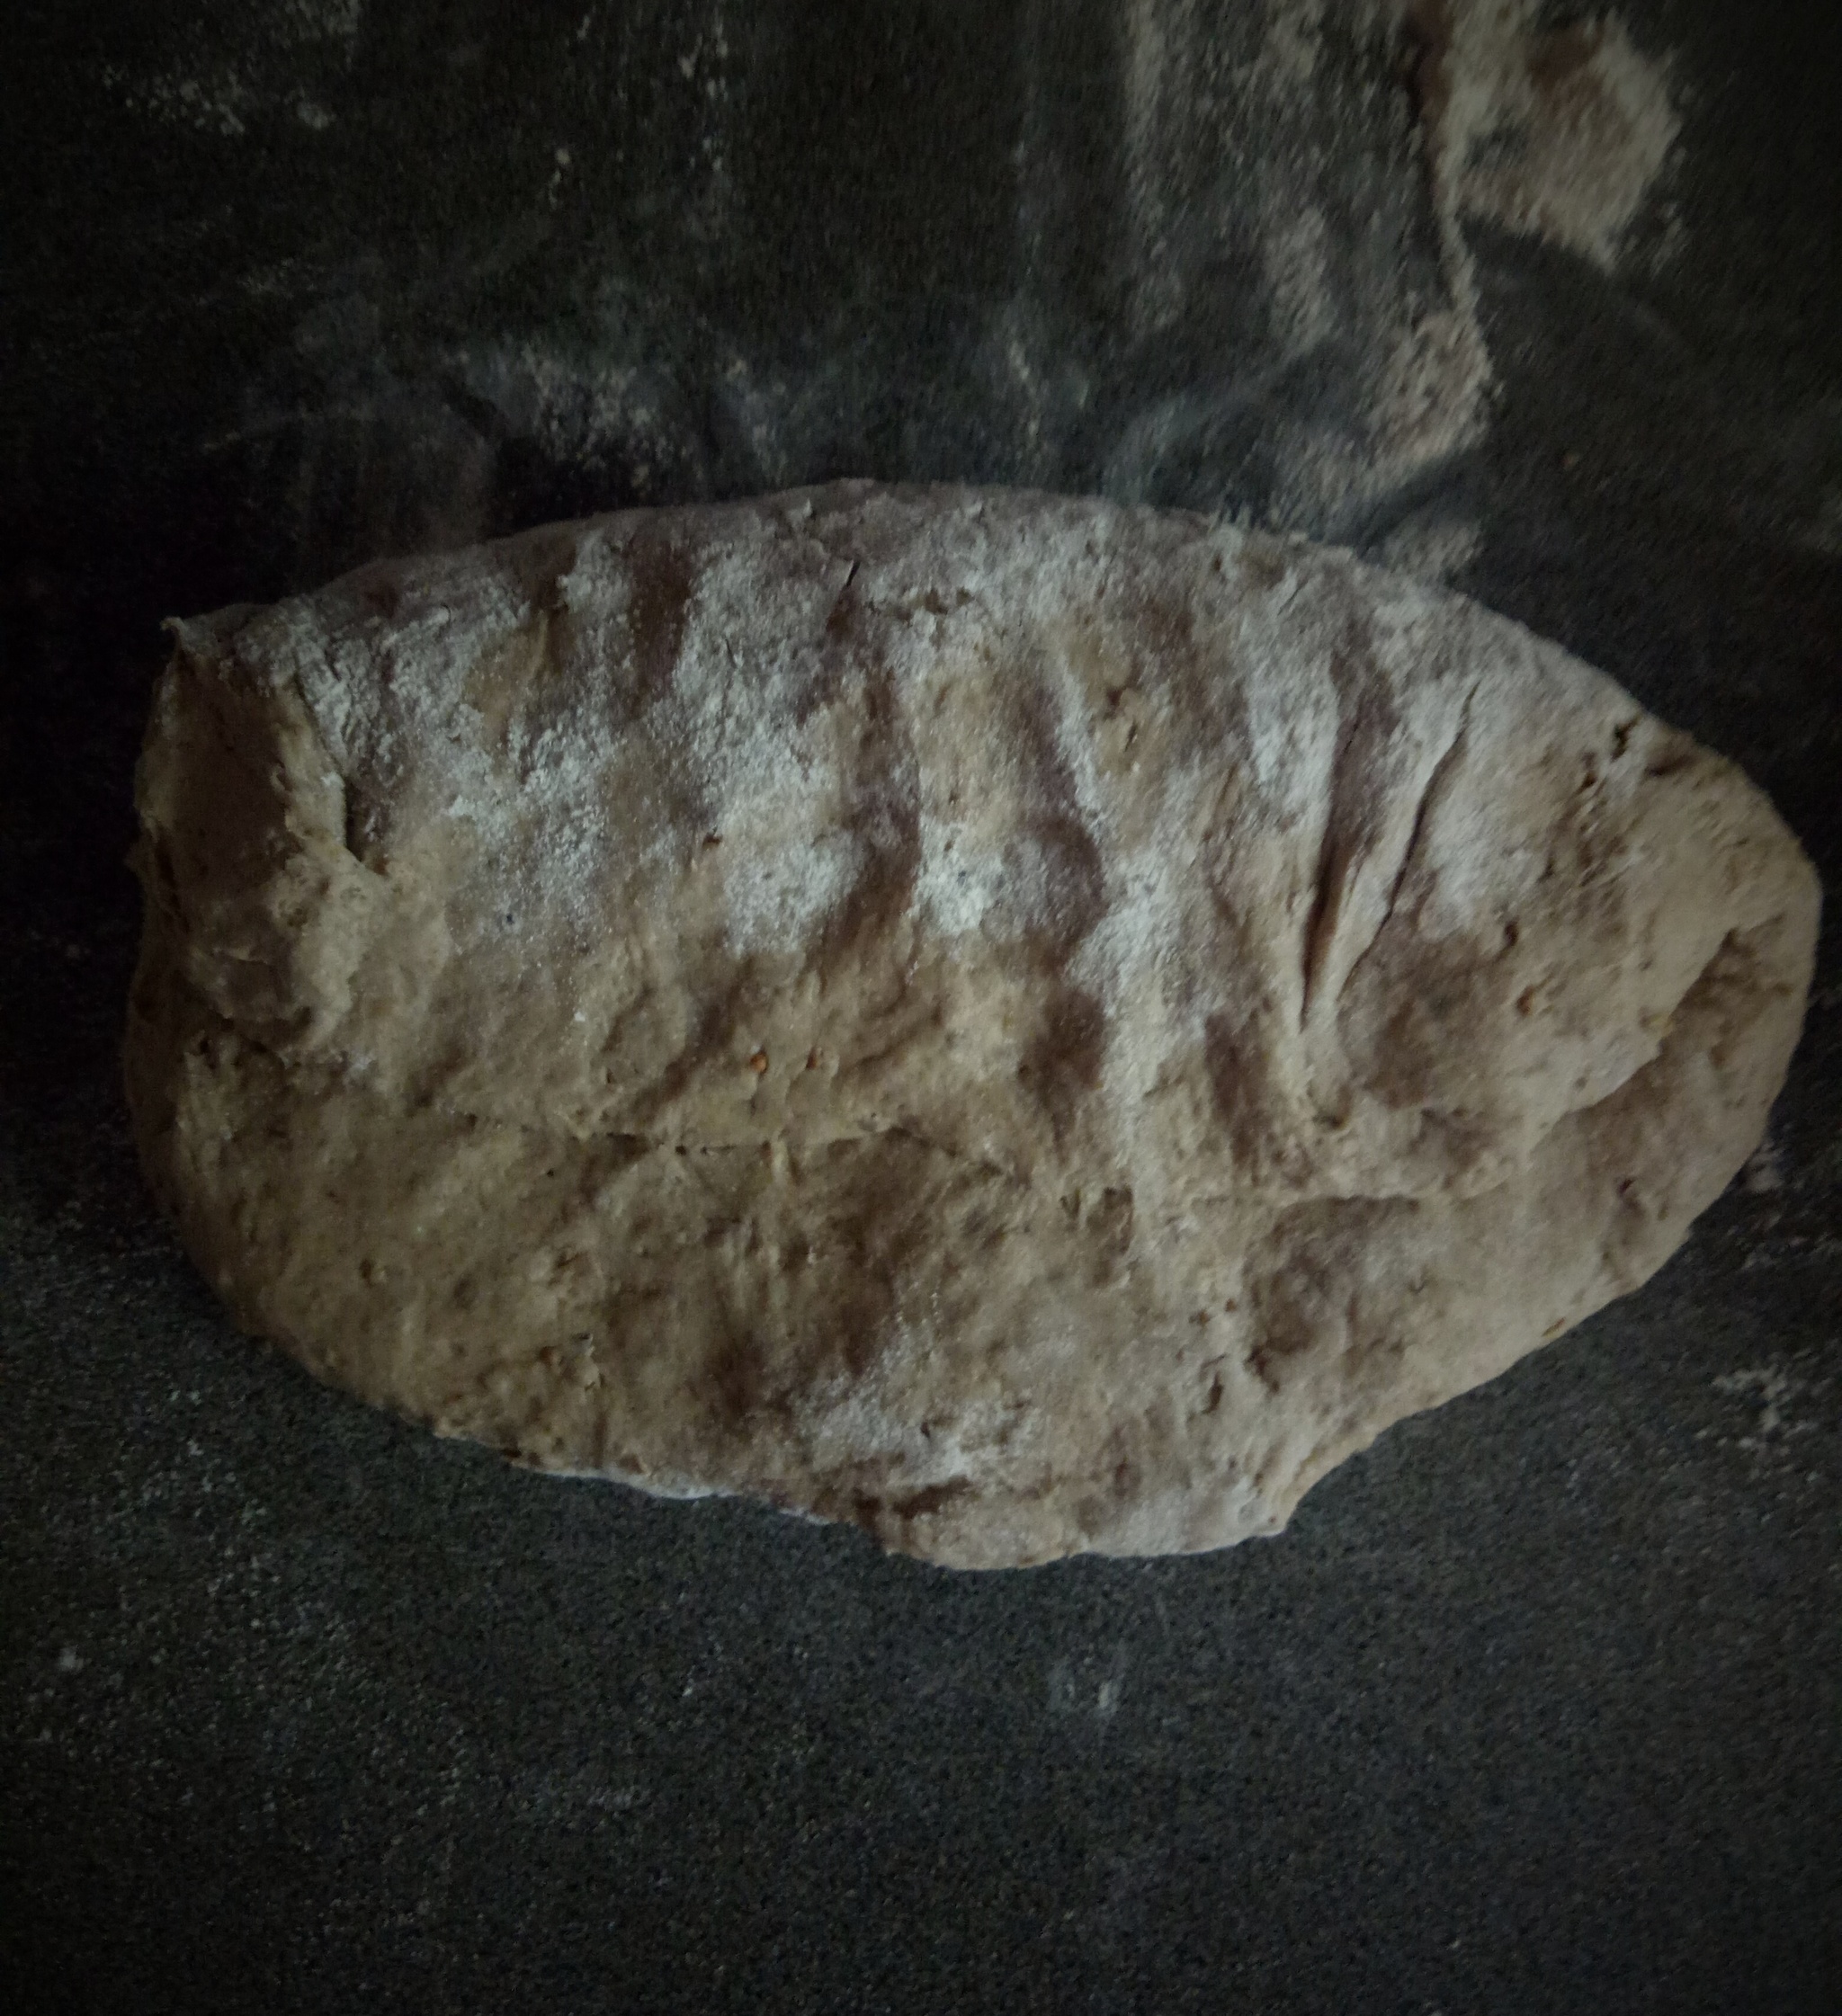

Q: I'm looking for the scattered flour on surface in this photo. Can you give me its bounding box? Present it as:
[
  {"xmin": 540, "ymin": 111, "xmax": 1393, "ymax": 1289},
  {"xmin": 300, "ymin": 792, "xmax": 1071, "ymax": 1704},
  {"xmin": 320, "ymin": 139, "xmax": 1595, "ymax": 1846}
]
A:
[
  {"xmin": 1431, "ymin": 2, "xmax": 1681, "ymax": 270},
  {"xmin": 1710, "ymin": 1360, "xmax": 1832, "ymax": 1476},
  {"xmin": 104, "ymin": 3, "xmax": 363, "ymax": 138}
]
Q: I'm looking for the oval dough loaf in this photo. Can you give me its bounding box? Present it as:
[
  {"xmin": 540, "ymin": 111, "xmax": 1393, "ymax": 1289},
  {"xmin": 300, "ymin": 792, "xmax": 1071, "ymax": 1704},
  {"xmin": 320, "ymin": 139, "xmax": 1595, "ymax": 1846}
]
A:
[{"xmin": 125, "ymin": 483, "xmax": 1819, "ymax": 1567}]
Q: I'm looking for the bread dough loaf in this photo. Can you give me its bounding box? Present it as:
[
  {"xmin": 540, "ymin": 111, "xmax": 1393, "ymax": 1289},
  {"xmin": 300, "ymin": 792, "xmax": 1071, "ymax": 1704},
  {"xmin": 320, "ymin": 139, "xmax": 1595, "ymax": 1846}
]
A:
[{"xmin": 125, "ymin": 483, "xmax": 1819, "ymax": 1568}]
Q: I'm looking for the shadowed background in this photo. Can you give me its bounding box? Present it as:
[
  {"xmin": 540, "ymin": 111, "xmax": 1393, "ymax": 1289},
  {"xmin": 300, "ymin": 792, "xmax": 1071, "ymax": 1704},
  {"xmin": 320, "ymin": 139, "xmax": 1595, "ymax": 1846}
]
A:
[{"xmin": 3, "ymin": 2, "xmax": 1839, "ymax": 2010}]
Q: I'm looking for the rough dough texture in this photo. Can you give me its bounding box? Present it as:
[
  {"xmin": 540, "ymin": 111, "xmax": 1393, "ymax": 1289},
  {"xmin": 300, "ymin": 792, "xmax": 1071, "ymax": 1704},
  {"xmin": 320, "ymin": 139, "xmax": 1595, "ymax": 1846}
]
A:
[{"xmin": 125, "ymin": 483, "xmax": 1819, "ymax": 1569}]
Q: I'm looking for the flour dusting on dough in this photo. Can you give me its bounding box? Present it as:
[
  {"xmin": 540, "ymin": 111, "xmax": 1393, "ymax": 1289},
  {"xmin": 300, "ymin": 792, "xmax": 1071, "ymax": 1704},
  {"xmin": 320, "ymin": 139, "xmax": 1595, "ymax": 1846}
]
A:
[{"xmin": 129, "ymin": 486, "xmax": 1818, "ymax": 1568}]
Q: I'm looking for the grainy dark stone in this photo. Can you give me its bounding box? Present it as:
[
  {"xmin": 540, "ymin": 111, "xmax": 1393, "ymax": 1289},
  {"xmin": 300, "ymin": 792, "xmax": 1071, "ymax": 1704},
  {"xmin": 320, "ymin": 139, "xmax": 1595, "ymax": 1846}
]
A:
[{"xmin": 4, "ymin": 1, "xmax": 1840, "ymax": 2010}]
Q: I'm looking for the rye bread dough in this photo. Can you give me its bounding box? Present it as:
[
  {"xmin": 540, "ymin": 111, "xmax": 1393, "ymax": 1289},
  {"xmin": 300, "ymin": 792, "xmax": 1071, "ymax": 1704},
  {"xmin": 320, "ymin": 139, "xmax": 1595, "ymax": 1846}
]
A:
[{"xmin": 125, "ymin": 483, "xmax": 1819, "ymax": 1568}]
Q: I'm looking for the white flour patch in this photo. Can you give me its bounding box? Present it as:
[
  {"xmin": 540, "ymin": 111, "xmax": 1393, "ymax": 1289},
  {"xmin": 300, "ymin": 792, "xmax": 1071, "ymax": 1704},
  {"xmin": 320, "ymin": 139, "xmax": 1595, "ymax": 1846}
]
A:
[
  {"xmin": 1433, "ymin": 3, "xmax": 1681, "ymax": 270},
  {"xmin": 1047, "ymin": 1644, "xmax": 1127, "ymax": 1725},
  {"xmin": 103, "ymin": 3, "xmax": 364, "ymax": 138},
  {"xmin": 724, "ymin": 834, "xmax": 862, "ymax": 953},
  {"xmin": 268, "ymin": 0, "xmax": 364, "ymax": 46},
  {"xmin": 1709, "ymin": 1360, "xmax": 1832, "ymax": 1477},
  {"xmin": 452, "ymin": 343, "xmax": 652, "ymax": 473},
  {"xmin": 1107, "ymin": 0, "xmax": 1681, "ymax": 529},
  {"xmin": 249, "ymin": 549, "xmax": 627, "ymax": 934},
  {"xmin": 106, "ymin": 66, "xmax": 257, "ymax": 138}
]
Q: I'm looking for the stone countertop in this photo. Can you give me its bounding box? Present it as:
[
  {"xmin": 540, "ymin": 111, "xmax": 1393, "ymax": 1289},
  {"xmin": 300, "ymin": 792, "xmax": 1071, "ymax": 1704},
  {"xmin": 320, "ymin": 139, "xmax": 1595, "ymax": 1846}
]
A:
[{"xmin": 4, "ymin": 3, "xmax": 1838, "ymax": 2010}]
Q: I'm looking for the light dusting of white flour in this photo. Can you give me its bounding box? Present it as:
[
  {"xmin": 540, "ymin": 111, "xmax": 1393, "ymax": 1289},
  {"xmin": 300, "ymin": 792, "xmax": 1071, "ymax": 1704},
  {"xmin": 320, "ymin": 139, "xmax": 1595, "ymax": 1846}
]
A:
[
  {"xmin": 1435, "ymin": 3, "xmax": 1681, "ymax": 270},
  {"xmin": 104, "ymin": 2, "xmax": 364, "ymax": 138},
  {"xmin": 1709, "ymin": 1360, "xmax": 1830, "ymax": 1480},
  {"xmin": 648, "ymin": 541, "xmax": 865, "ymax": 950},
  {"xmin": 917, "ymin": 830, "xmax": 1058, "ymax": 944},
  {"xmin": 239, "ymin": 490, "xmax": 1524, "ymax": 1052},
  {"xmin": 489, "ymin": 713, "xmax": 614, "ymax": 927},
  {"xmin": 105, "ymin": 65, "xmax": 258, "ymax": 138},
  {"xmin": 725, "ymin": 834, "xmax": 863, "ymax": 950},
  {"xmin": 1105, "ymin": 0, "xmax": 1680, "ymax": 544},
  {"xmin": 794, "ymin": 1321, "xmax": 1045, "ymax": 1485},
  {"xmin": 256, "ymin": 549, "xmax": 619, "ymax": 934}
]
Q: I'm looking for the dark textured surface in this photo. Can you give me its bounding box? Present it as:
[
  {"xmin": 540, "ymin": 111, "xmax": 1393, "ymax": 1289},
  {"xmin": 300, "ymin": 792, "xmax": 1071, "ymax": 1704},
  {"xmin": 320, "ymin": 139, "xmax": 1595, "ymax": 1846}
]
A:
[{"xmin": 4, "ymin": 3, "xmax": 1840, "ymax": 2011}]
